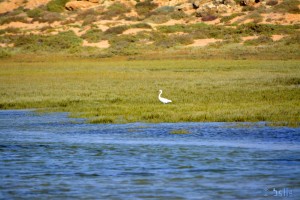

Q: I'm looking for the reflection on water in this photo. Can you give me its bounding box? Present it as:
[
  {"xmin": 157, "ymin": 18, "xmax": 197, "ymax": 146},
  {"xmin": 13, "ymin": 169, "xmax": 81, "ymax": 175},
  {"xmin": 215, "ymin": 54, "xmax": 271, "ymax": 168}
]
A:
[{"xmin": 0, "ymin": 110, "xmax": 299, "ymax": 199}]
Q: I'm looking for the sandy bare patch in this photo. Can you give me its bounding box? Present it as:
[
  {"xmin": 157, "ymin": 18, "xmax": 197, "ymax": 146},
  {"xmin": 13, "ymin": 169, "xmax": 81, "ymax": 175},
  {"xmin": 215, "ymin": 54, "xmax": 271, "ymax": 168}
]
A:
[
  {"xmin": 82, "ymin": 40, "xmax": 110, "ymax": 48},
  {"xmin": 0, "ymin": 21, "xmax": 49, "ymax": 30},
  {"xmin": 0, "ymin": 0, "xmax": 51, "ymax": 14},
  {"xmin": 262, "ymin": 13, "xmax": 300, "ymax": 25},
  {"xmin": 272, "ymin": 35, "xmax": 285, "ymax": 41},
  {"xmin": 123, "ymin": 28, "xmax": 151, "ymax": 35},
  {"xmin": 0, "ymin": 0, "xmax": 23, "ymax": 14},
  {"xmin": 0, "ymin": 43, "xmax": 14, "ymax": 47},
  {"xmin": 187, "ymin": 38, "xmax": 222, "ymax": 47},
  {"xmin": 241, "ymin": 36, "xmax": 259, "ymax": 41},
  {"xmin": 167, "ymin": 32, "xmax": 187, "ymax": 36},
  {"xmin": 25, "ymin": 0, "xmax": 51, "ymax": 9}
]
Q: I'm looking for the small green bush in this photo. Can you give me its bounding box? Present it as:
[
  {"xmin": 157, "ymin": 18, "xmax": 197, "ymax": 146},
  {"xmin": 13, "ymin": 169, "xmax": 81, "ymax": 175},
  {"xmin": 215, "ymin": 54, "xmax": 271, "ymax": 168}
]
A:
[
  {"xmin": 81, "ymin": 29, "xmax": 104, "ymax": 43},
  {"xmin": 27, "ymin": 8, "xmax": 43, "ymax": 19},
  {"xmin": 47, "ymin": 0, "xmax": 70, "ymax": 12},
  {"xmin": 104, "ymin": 25, "xmax": 130, "ymax": 35}
]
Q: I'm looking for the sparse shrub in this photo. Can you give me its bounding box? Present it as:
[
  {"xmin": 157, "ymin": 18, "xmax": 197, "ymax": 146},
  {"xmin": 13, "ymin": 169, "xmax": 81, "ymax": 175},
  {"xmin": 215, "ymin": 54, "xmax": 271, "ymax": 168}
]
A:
[
  {"xmin": 0, "ymin": 27, "xmax": 20, "ymax": 34},
  {"xmin": 266, "ymin": 0, "xmax": 278, "ymax": 6},
  {"xmin": 81, "ymin": 29, "xmax": 103, "ymax": 43},
  {"xmin": 220, "ymin": 13, "xmax": 244, "ymax": 23},
  {"xmin": 101, "ymin": 2, "xmax": 130, "ymax": 19},
  {"xmin": 47, "ymin": 0, "xmax": 70, "ymax": 12},
  {"xmin": 266, "ymin": 18, "xmax": 272, "ymax": 22},
  {"xmin": 157, "ymin": 23, "xmax": 236, "ymax": 39},
  {"xmin": 151, "ymin": 6, "xmax": 175, "ymax": 15},
  {"xmin": 174, "ymin": 34, "xmax": 194, "ymax": 45},
  {"xmin": 135, "ymin": 0, "xmax": 158, "ymax": 16},
  {"xmin": 244, "ymin": 35, "xmax": 273, "ymax": 45},
  {"xmin": 75, "ymin": 9, "xmax": 98, "ymax": 26},
  {"xmin": 34, "ymin": 11, "xmax": 62, "ymax": 23},
  {"xmin": 39, "ymin": 26, "xmax": 54, "ymax": 32},
  {"xmin": 236, "ymin": 23, "xmax": 298, "ymax": 36},
  {"xmin": 132, "ymin": 23, "xmax": 152, "ymax": 29},
  {"xmin": 27, "ymin": 8, "xmax": 43, "ymax": 19},
  {"xmin": 61, "ymin": 18, "xmax": 76, "ymax": 25},
  {"xmin": 154, "ymin": 36, "xmax": 177, "ymax": 48},
  {"xmin": 248, "ymin": 11, "xmax": 263, "ymax": 23},
  {"xmin": 0, "ymin": 15, "xmax": 27, "ymax": 25},
  {"xmin": 76, "ymin": 9, "xmax": 97, "ymax": 19},
  {"xmin": 282, "ymin": 33, "xmax": 300, "ymax": 45},
  {"xmin": 273, "ymin": 0, "xmax": 300, "ymax": 14},
  {"xmin": 273, "ymin": 77, "xmax": 300, "ymax": 85},
  {"xmin": 202, "ymin": 14, "xmax": 218, "ymax": 22},
  {"xmin": 146, "ymin": 14, "xmax": 170, "ymax": 24},
  {"xmin": 0, "ymin": 48, "xmax": 12, "ymax": 58},
  {"xmin": 82, "ymin": 15, "xmax": 98, "ymax": 26},
  {"xmin": 107, "ymin": 34, "xmax": 140, "ymax": 56},
  {"xmin": 170, "ymin": 11, "xmax": 188, "ymax": 20},
  {"xmin": 14, "ymin": 31, "xmax": 82, "ymax": 52},
  {"xmin": 154, "ymin": 34, "xmax": 193, "ymax": 48},
  {"xmin": 104, "ymin": 25, "xmax": 129, "ymax": 35},
  {"xmin": 242, "ymin": 6, "xmax": 255, "ymax": 12}
]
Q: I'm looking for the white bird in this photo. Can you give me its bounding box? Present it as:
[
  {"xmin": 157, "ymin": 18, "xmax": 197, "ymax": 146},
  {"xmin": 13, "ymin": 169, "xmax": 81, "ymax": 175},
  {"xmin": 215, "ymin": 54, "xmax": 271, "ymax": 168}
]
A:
[{"xmin": 158, "ymin": 90, "xmax": 172, "ymax": 104}]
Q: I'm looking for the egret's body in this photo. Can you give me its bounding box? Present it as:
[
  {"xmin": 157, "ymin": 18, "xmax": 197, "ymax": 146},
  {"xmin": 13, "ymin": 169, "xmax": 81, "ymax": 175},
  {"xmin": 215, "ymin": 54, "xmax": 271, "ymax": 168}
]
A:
[{"xmin": 158, "ymin": 90, "xmax": 172, "ymax": 104}]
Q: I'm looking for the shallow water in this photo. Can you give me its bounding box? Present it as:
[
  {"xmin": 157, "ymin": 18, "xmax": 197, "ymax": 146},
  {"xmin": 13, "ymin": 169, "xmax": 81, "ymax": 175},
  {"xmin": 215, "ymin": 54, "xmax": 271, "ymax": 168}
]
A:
[{"xmin": 0, "ymin": 110, "xmax": 299, "ymax": 199}]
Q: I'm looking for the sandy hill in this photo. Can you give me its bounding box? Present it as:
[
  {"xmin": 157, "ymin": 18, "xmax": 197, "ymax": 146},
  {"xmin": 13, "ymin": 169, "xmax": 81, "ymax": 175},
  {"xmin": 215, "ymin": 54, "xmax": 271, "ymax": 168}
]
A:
[{"xmin": 0, "ymin": 0, "xmax": 299, "ymax": 58}]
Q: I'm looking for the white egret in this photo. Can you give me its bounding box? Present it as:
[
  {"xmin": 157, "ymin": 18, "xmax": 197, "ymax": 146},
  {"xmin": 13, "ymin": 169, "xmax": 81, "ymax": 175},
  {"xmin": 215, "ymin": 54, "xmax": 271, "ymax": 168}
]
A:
[{"xmin": 158, "ymin": 90, "xmax": 172, "ymax": 104}]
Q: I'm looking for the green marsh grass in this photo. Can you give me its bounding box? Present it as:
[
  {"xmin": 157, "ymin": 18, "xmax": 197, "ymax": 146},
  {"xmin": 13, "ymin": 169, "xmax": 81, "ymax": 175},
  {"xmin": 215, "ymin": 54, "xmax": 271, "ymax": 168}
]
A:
[{"xmin": 0, "ymin": 59, "xmax": 299, "ymax": 125}]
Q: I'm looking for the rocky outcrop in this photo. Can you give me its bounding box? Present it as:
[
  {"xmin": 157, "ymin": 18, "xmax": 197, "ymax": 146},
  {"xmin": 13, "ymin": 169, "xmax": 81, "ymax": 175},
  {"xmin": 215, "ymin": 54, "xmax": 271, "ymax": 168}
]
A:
[
  {"xmin": 0, "ymin": 0, "xmax": 53, "ymax": 14},
  {"xmin": 195, "ymin": 0, "xmax": 237, "ymax": 17}
]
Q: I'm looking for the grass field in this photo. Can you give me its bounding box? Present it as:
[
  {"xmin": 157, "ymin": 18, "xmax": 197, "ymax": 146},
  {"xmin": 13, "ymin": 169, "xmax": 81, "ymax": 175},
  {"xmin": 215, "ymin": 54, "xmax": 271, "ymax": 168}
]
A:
[{"xmin": 0, "ymin": 57, "xmax": 299, "ymax": 125}]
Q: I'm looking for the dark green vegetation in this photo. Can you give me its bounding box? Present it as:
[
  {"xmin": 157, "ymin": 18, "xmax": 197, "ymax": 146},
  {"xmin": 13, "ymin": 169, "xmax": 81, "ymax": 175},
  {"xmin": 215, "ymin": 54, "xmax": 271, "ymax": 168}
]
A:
[{"xmin": 0, "ymin": 59, "xmax": 299, "ymax": 125}]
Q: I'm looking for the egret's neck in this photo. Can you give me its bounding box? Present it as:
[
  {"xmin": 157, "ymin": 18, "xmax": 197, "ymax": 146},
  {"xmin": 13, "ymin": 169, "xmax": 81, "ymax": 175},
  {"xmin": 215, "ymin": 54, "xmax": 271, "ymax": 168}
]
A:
[{"xmin": 159, "ymin": 91, "xmax": 162, "ymax": 97}]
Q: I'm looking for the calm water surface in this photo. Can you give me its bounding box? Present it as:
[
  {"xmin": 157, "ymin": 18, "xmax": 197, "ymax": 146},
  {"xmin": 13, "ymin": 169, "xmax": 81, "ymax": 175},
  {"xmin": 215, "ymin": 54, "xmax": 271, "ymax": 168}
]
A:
[{"xmin": 0, "ymin": 110, "xmax": 299, "ymax": 199}]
